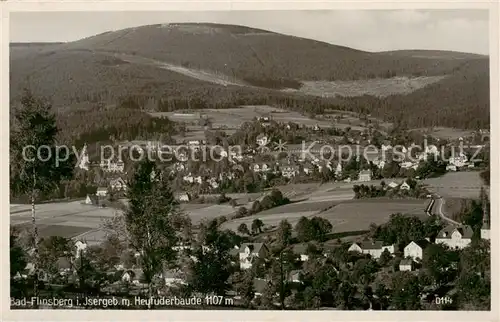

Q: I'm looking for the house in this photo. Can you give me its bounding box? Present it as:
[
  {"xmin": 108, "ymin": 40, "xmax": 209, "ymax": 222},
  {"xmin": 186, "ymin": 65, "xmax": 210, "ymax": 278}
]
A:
[
  {"xmin": 302, "ymin": 164, "xmax": 314, "ymax": 175},
  {"xmin": 449, "ymin": 152, "xmax": 468, "ymax": 167},
  {"xmin": 425, "ymin": 145, "xmax": 439, "ymax": 156},
  {"xmin": 253, "ymin": 163, "xmax": 270, "ymax": 173},
  {"xmin": 400, "ymin": 182, "xmax": 410, "ymax": 190},
  {"xmin": 96, "ymin": 187, "xmax": 108, "ymax": 197},
  {"xmin": 436, "ymin": 225, "xmax": 473, "ymax": 249},
  {"xmin": 281, "ymin": 165, "xmax": 299, "ymax": 178},
  {"xmin": 404, "ymin": 240, "xmax": 430, "ymax": 261},
  {"xmin": 55, "ymin": 257, "xmax": 72, "ymax": 275},
  {"xmin": 335, "ymin": 163, "xmax": 342, "ymax": 176},
  {"xmin": 85, "ymin": 194, "xmax": 99, "ymax": 205},
  {"xmin": 373, "ymin": 159, "xmax": 386, "ymax": 169},
  {"xmin": 239, "ymin": 243, "xmax": 269, "ymax": 270},
  {"xmin": 183, "ymin": 174, "xmax": 194, "ymax": 183},
  {"xmin": 122, "ymin": 269, "xmax": 145, "ymax": 285},
  {"xmin": 100, "ymin": 160, "xmax": 125, "ymax": 173},
  {"xmin": 175, "ymin": 192, "xmax": 191, "ymax": 202},
  {"xmin": 446, "ymin": 164, "xmax": 457, "ymax": 172},
  {"xmin": 256, "ymin": 134, "xmax": 269, "ymax": 147},
  {"xmin": 358, "ymin": 170, "xmax": 372, "ymax": 182},
  {"xmin": 387, "ymin": 181, "xmax": 399, "ymax": 189},
  {"xmin": 401, "ymin": 161, "xmax": 414, "ymax": 169},
  {"xmin": 75, "ymin": 240, "xmax": 88, "ymax": 258},
  {"xmin": 399, "ymin": 259, "xmax": 414, "ymax": 272},
  {"xmin": 292, "ymin": 244, "xmax": 309, "ymax": 261},
  {"xmin": 110, "ymin": 178, "xmax": 127, "ymax": 191},
  {"xmin": 162, "ymin": 269, "xmax": 186, "ymax": 287},
  {"xmin": 381, "ymin": 144, "xmax": 393, "ymax": 152},
  {"xmin": 77, "ymin": 144, "xmax": 90, "ymax": 171},
  {"xmin": 288, "ymin": 270, "xmax": 303, "ymax": 283},
  {"xmin": 348, "ymin": 241, "xmax": 395, "ymax": 259}
]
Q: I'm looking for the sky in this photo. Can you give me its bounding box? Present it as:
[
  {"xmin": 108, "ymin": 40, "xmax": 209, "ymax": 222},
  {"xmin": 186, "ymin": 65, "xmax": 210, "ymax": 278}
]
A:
[{"xmin": 10, "ymin": 10, "xmax": 489, "ymax": 55}]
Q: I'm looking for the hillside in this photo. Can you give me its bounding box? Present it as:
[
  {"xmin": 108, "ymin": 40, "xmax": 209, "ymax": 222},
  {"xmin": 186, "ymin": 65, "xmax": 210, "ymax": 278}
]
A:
[{"xmin": 10, "ymin": 23, "xmax": 490, "ymax": 130}]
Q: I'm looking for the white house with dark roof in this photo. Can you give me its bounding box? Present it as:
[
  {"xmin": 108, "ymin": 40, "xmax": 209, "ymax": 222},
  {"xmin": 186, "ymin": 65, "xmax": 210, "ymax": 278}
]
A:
[
  {"xmin": 239, "ymin": 243, "xmax": 269, "ymax": 270},
  {"xmin": 404, "ymin": 239, "xmax": 430, "ymax": 261},
  {"xmin": 400, "ymin": 182, "xmax": 410, "ymax": 190},
  {"xmin": 348, "ymin": 241, "xmax": 395, "ymax": 259},
  {"xmin": 435, "ymin": 225, "xmax": 473, "ymax": 249},
  {"xmin": 110, "ymin": 178, "xmax": 127, "ymax": 191},
  {"xmin": 96, "ymin": 187, "xmax": 108, "ymax": 197},
  {"xmin": 85, "ymin": 194, "xmax": 99, "ymax": 205},
  {"xmin": 387, "ymin": 181, "xmax": 399, "ymax": 189},
  {"xmin": 358, "ymin": 170, "xmax": 372, "ymax": 182}
]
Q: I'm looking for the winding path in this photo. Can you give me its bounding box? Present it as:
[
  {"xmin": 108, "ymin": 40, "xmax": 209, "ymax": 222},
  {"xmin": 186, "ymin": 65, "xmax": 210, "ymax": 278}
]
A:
[{"xmin": 432, "ymin": 196, "xmax": 460, "ymax": 225}]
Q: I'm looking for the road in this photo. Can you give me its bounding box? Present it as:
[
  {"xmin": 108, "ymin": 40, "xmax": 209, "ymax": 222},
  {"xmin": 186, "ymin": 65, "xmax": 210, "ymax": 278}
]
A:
[{"xmin": 433, "ymin": 196, "xmax": 460, "ymax": 225}]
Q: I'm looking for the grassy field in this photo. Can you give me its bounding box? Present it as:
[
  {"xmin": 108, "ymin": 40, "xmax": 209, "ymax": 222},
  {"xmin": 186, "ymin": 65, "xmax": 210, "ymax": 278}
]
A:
[
  {"xmin": 183, "ymin": 204, "xmax": 237, "ymax": 225},
  {"xmin": 410, "ymin": 127, "xmax": 474, "ymax": 140},
  {"xmin": 317, "ymin": 199, "xmax": 429, "ymax": 233},
  {"xmin": 10, "ymin": 201, "xmax": 119, "ymax": 240},
  {"xmin": 422, "ymin": 171, "xmax": 483, "ymax": 198},
  {"xmin": 152, "ymin": 105, "xmax": 337, "ymax": 130}
]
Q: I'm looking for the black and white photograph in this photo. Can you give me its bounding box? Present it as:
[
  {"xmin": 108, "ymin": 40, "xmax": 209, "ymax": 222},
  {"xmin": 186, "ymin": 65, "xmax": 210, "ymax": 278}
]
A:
[{"xmin": 3, "ymin": 3, "xmax": 497, "ymax": 317}]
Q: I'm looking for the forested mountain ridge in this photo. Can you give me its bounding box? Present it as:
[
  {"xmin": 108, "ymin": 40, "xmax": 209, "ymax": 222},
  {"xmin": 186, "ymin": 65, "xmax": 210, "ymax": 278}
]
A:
[{"xmin": 10, "ymin": 23, "xmax": 490, "ymax": 131}]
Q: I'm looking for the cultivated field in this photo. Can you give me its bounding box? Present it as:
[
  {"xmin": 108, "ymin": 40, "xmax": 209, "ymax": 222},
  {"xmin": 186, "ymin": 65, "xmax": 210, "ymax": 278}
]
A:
[
  {"xmin": 410, "ymin": 127, "xmax": 474, "ymax": 140},
  {"xmin": 317, "ymin": 199, "xmax": 429, "ymax": 233},
  {"xmin": 151, "ymin": 105, "xmax": 337, "ymax": 130},
  {"xmin": 423, "ymin": 171, "xmax": 483, "ymax": 198},
  {"xmin": 183, "ymin": 204, "xmax": 237, "ymax": 225},
  {"xmin": 10, "ymin": 201, "xmax": 119, "ymax": 240},
  {"xmin": 270, "ymin": 183, "xmax": 321, "ymax": 200}
]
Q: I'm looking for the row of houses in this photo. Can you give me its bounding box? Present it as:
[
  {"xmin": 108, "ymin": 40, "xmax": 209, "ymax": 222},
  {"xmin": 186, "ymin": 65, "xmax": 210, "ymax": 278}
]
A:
[{"xmin": 348, "ymin": 225, "xmax": 476, "ymax": 271}]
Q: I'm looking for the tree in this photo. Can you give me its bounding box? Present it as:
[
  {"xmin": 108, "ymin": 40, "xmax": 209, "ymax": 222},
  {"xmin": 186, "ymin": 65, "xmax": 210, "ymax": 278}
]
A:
[
  {"xmin": 124, "ymin": 160, "xmax": 179, "ymax": 298},
  {"xmin": 379, "ymin": 249, "xmax": 392, "ymax": 266},
  {"xmin": 229, "ymin": 199, "xmax": 238, "ymax": 208},
  {"xmin": 251, "ymin": 200, "xmax": 262, "ymax": 214},
  {"xmin": 234, "ymin": 270, "xmax": 255, "ymax": 308},
  {"xmin": 479, "ymin": 168, "xmax": 490, "ymax": 186},
  {"xmin": 237, "ymin": 223, "xmax": 250, "ymax": 236},
  {"xmin": 10, "ymin": 91, "xmax": 75, "ymax": 301},
  {"xmin": 187, "ymin": 220, "xmax": 232, "ymax": 297},
  {"xmin": 422, "ymin": 244, "xmax": 459, "ymax": 286},
  {"xmin": 10, "ymin": 229, "xmax": 28, "ymax": 279},
  {"xmin": 390, "ymin": 271, "xmax": 422, "ymax": 310},
  {"xmin": 236, "ymin": 206, "xmax": 248, "ymax": 218},
  {"xmin": 276, "ymin": 220, "xmax": 292, "ymax": 247},
  {"xmin": 251, "ymin": 219, "xmax": 264, "ymax": 235},
  {"xmin": 295, "ymin": 217, "xmax": 313, "ymax": 243}
]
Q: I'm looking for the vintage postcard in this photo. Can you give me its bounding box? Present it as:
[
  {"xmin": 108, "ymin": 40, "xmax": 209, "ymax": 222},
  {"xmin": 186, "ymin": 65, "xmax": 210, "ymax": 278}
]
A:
[{"xmin": 1, "ymin": 1, "xmax": 498, "ymax": 321}]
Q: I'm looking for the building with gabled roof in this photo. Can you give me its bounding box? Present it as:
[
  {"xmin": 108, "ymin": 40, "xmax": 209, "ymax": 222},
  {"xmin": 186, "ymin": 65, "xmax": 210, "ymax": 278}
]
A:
[
  {"xmin": 239, "ymin": 243, "xmax": 269, "ymax": 270},
  {"xmin": 348, "ymin": 241, "xmax": 394, "ymax": 259},
  {"xmin": 404, "ymin": 239, "xmax": 430, "ymax": 261},
  {"xmin": 435, "ymin": 225, "xmax": 473, "ymax": 249}
]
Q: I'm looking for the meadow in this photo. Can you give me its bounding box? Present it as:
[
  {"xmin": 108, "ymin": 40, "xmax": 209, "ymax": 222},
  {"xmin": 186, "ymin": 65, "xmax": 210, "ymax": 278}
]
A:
[
  {"xmin": 10, "ymin": 201, "xmax": 119, "ymax": 240},
  {"xmin": 422, "ymin": 171, "xmax": 483, "ymax": 198},
  {"xmin": 317, "ymin": 199, "xmax": 429, "ymax": 233}
]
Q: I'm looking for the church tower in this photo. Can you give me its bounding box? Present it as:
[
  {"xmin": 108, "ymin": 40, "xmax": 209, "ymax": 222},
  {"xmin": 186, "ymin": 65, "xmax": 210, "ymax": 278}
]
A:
[{"xmin": 480, "ymin": 187, "xmax": 490, "ymax": 240}]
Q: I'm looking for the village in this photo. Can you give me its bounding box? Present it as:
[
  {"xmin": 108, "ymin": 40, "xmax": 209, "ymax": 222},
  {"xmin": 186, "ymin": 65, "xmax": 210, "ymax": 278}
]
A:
[{"xmin": 10, "ymin": 111, "xmax": 491, "ymax": 310}]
